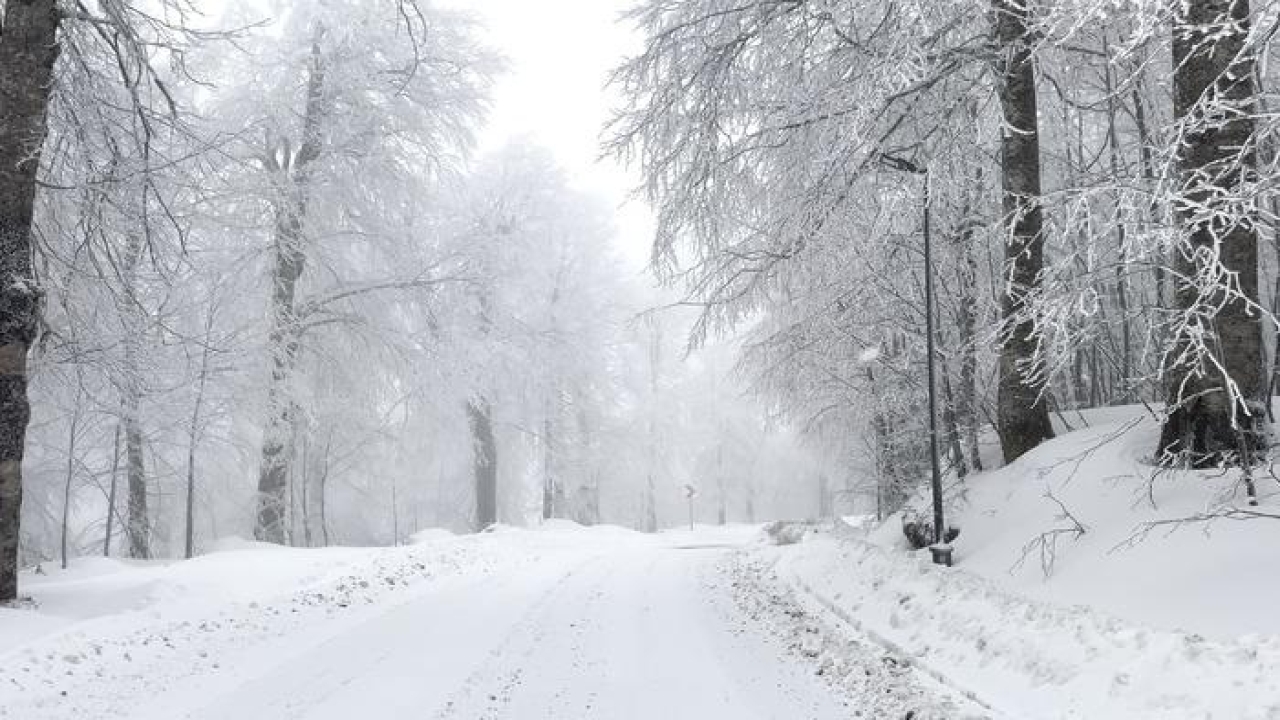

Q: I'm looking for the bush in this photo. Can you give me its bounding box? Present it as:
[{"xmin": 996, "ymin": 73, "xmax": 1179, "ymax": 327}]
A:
[{"xmin": 901, "ymin": 515, "xmax": 959, "ymax": 550}]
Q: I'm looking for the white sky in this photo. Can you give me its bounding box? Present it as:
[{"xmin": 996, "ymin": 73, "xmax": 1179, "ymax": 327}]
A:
[{"xmin": 449, "ymin": 0, "xmax": 656, "ymax": 270}]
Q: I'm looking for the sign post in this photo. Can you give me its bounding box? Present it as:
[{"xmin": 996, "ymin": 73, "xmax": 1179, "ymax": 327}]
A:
[{"xmin": 683, "ymin": 484, "xmax": 698, "ymax": 531}]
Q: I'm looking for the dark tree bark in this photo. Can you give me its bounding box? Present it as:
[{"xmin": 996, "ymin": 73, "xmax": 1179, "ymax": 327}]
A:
[
  {"xmin": 256, "ymin": 31, "xmax": 328, "ymax": 544},
  {"xmin": 1159, "ymin": 0, "xmax": 1265, "ymax": 463},
  {"xmin": 0, "ymin": 0, "xmax": 60, "ymax": 599},
  {"xmin": 1103, "ymin": 37, "xmax": 1135, "ymax": 402},
  {"xmin": 993, "ymin": 0, "xmax": 1054, "ymax": 463},
  {"xmin": 468, "ymin": 401, "xmax": 497, "ymax": 530},
  {"xmin": 123, "ymin": 400, "xmax": 149, "ymax": 559}
]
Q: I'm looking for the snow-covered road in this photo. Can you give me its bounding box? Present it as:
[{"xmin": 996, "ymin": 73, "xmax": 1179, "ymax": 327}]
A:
[
  {"xmin": 0, "ymin": 525, "xmax": 982, "ymax": 719},
  {"xmin": 143, "ymin": 543, "xmax": 848, "ymax": 719}
]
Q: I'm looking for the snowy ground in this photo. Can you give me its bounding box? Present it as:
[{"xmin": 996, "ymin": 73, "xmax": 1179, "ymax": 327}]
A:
[
  {"xmin": 766, "ymin": 524, "xmax": 1280, "ymax": 720},
  {"xmin": 0, "ymin": 523, "xmax": 981, "ymax": 720},
  {"xmin": 8, "ymin": 407, "xmax": 1275, "ymax": 720},
  {"xmin": 935, "ymin": 405, "xmax": 1280, "ymax": 640},
  {"xmin": 760, "ymin": 403, "xmax": 1280, "ymax": 720}
]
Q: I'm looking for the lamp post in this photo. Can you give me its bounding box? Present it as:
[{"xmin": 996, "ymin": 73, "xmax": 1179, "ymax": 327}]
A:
[
  {"xmin": 683, "ymin": 483, "xmax": 698, "ymax": 531},
  {"xmin": 880, "ymin": 154, "xmax": 951, "ymax": 567}
]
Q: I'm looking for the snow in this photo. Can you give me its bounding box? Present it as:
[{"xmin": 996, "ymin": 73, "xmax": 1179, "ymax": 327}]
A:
[
  {"xmin": 7, "ymin": 405, "xmax": 1278, "ymax": 720},
  {"xmin": 938, "ymin": 405, "xmax": 1280, "ymax": 639},
  {"xmin": 765, "ymin": 524, "xmax": 1280, "ymax": 719},
  {"xmin": 759, "ymin": 404, "xmax": 1280, "ymax": 719},
  {"xmin": 0, "ymin": 524, "xmax": 972, "ymax": 719}
]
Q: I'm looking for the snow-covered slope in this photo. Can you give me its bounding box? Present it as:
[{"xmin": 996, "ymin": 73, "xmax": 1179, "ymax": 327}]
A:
[
  {"xmin": 764, "ymin": 526, "xmax": 1280, "ymax": 719},
  {"xmin": 896, "ymin": 406, "xmax": 1280, "ymax": 638},
  {"xmin": 762, "ymin": 406, "xmax": 1280, "ymax": 718},
  {"xmin": 964, "ymin": 409, "xmax": 1279, "ymax": 638}
]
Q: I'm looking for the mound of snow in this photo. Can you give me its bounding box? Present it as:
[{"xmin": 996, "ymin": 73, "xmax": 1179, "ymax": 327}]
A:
[
  {"xmin": 205, "ymin": 535, "xmax": 290, "ymax": 554},
  {"xmin": 764, "ymin": 529, "xmax": 1280, "ymax": 720},
  {"xmin": 539, "ymin": 518, "xmax": 586, "ymax": 532},
  {"xmin": 408, "ymin": 528, "xmax": 457, "ymax": 545},
  {"xmin": 762, "ymin": 405, "xmax": 1280, "ymax": 717},
  {"xmin": 950, "ymin": 408, "xmax": 1280, "ymax": 638}
]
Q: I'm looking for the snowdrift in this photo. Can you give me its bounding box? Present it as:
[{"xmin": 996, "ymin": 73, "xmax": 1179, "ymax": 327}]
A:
[
  {"xmin": 902, "ymin": 405, "xmax": 1280, "ymax": 638},
  {"xmin": 767, "ymin": 405, "xmax": 1280, "ymax": 718}
]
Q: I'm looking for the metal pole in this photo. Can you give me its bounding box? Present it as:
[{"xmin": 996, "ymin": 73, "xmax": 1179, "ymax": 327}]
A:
[
  {"xmin": 878, "ymin": 153, "xmax": 950, "ymax": 565},
  {"xmin": 922, "ymin": 170, "xmax": 950, "ymax": 565}
]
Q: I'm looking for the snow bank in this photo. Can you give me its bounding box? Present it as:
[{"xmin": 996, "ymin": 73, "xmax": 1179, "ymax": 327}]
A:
[
  {"xmin": 766, "ymin": 529, "xmax": 1280, "ymax": 719},
  {"xmin": 408, "ymin": 527, "xmax": 457, "ymax": 545},
  {"xmin": 761, "ymin": 406, "xmax": 1280, "ymax": 718},
  {"xmin": 943, "ymin": 409, "xmax": 1280, "ymax": 638},
  {"xmin": 0, "ymin": 537, "xmax": 490, "ymax": 719}
]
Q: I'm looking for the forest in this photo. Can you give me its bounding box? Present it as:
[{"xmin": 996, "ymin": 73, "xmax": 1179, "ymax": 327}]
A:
[
  {"xmin": 0, "ymin": 0, "xmax": 1274, "ymax": 582},
  {"xmin": 610, "ymin": 0, "xmax": 1278, "ymax": 527},
  {"xmin": 1, "ymin": 0, "xmax": 1277, "ymax": 718},
  {"xmin": 0, "ymin": 0, "xmax": 842, "ymax": 602}
]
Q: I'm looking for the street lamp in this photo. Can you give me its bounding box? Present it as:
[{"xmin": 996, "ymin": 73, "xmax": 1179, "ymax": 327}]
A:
[{"xmin": 879, "ymin": 153, "xmax": 951, "ymax": 567}]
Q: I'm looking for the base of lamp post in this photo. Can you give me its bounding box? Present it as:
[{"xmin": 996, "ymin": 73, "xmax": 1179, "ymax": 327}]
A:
[{"xmin": 929, "ymin": 543, "xmax": 953, "ymax": 567}]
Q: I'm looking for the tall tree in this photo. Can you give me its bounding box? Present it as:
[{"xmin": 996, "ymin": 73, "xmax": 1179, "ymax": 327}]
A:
[
  {"xmin": 0, "ymin": 0, "xmax": 61, "ymax": 599},
  {"xmin": 469, "ymin": 401, "xmax": 498, "ymax": 529},
  {"xmin": 255, "ymin": 31, "xmax": 329, "ymax": 544},
  {"xmin": 1158, "ymin": 0, "xmax": 1264, "ymax": 463},
  {"xmin": 993, "ymin": 0, "xmax": 1054, "ymax": 463},
  {"xmin": 119, "ymin": 231, "xmax": 151, "ymax": 559}
]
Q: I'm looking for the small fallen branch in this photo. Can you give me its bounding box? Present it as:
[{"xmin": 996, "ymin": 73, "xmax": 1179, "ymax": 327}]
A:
[
  {"xmin": 1012, "ymin": 490, "xmax": 1087, "ymax": 578},
  {"xmin": 1113, "ymin": 505, "xmax": 1280, "ymax": 552}
]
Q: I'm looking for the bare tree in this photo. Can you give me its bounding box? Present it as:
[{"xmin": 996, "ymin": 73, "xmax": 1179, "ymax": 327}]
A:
[
  {"xmin": 1158, "ymin": 0, "xmax": 1265, "ymax": 464},
  {"xmin": 0, "ymin": 0, "xmax": 61, "ymax": 599},
  {"xmin": 255, "ymin": 30, "xmax": 329, "ymax": 544},
  {"xmin": 992, "ymin": 0, "xmax": 1054, "ymax": 463}
]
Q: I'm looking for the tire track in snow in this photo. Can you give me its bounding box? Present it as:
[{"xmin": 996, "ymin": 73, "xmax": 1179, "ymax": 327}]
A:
[{"xmin": 430, "ymin": 553, "xmax": 607, "ymax": 720}]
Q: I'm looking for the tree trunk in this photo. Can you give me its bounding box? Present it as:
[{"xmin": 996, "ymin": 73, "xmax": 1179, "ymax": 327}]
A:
[
  {"xmin": 318, "ymin": 431, "xmax": 331, "ymax": 547},
  {"xmin": 1103, "ymin": 37, "xmax": 1135, "ymax": 403},
  {"xmin": 1130, "ymin": 45, "xmax": 1169, "ymax": 404},
  {"xmin": 123, "ymin": 399, "xmax": 149, "ymax": 559},
  {"xmin": 643, "ymin": 474, "xmax": 657, "ymax": 533},
  {"xmin": 1159, "ymin": 0, "xmax": 1265, "ymax": 463},
  {"xmin": 955, "ymin": 168, "xmax": 984, "ymax": 474},
  {"xmin": 716, "ymin": 442, "xmax": 726, "ymax": 525},
  {"xmin": 993, "ymin": 0, "xmax": 1055, "ymax": 463},
  {"xmin": 541, "ymin": 417, "xmax": 555, "ymax": 521},
  {"xmin": 0, "ymin": 0, "xmax": 60, "ymax": 601},
  {"xmin": 117, "ymin": 230, "xmax": 150, "ymax": 561},
  {"xmin": 643, "ymin": 318, "xmax": 661, "ymax": 533},
  {"xmin": 60, "ymin": 383, "xmax": 83, "ymax": 571},
  {"xmin": 299, "ymin": 431, "xmax": 312, "ymax": 548},
  {"xmin": 103, "ymin": 423, "xmax": 121, "ymax": 556},
  {"xmin": 256, "ymin": 31, "xmax": 328, "ymax": 543},
  {"xmin": 940, "ymin": 357, "xmax": 967, "ymax": 478},
  {"xmin": 468, "ymin": 401, "xmax": 497, "ymax": 530},
  {"xmin": 184, "ymin": 311, "xmax": 214, "ymax": 560}
]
